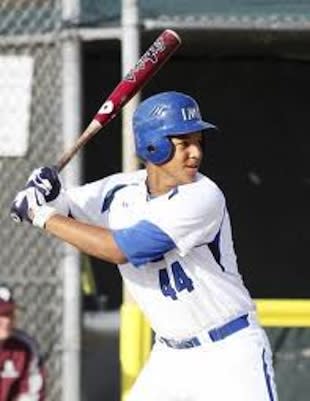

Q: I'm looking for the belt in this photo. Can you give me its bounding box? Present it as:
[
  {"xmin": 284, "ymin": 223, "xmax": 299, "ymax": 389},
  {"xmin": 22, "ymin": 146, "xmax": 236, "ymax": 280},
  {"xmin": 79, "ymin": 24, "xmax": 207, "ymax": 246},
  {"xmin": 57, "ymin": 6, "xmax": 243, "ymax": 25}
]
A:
[{"xmin": 159, "ymin": 314, "xmax": 249, "ymax": 349}]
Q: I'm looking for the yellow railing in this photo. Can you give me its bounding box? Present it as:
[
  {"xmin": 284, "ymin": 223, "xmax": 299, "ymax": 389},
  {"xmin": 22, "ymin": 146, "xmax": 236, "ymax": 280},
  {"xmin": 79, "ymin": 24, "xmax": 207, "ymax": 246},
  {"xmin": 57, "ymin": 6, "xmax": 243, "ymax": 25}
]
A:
[
  {"xmin": 256, "ymin": 299, "xmax": 310, "ymax": 327},
  {"xmin": 120, "ymin": 303, "xmax": 152, "ymax": 401}
]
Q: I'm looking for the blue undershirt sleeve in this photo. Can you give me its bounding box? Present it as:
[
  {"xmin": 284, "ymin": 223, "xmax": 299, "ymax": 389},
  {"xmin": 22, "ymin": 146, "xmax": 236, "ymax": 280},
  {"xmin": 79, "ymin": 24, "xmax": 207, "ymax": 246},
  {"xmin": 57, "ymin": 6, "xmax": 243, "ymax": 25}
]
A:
[{"xmin": 112, "ymin": 220, "xmax": 176, "ymax": 267}]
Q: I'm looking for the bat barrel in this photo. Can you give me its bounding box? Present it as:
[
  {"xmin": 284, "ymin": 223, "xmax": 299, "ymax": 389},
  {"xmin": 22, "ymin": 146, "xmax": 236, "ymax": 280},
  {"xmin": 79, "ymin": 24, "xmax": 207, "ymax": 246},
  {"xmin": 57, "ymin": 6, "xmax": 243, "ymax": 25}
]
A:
[
  {"xmin": 94, "ymin": 29, "xmax": 182, "ymax": 125},
  {"xmin": 56, "ymin": 29, "xmax": 182, "ymax": 171}
]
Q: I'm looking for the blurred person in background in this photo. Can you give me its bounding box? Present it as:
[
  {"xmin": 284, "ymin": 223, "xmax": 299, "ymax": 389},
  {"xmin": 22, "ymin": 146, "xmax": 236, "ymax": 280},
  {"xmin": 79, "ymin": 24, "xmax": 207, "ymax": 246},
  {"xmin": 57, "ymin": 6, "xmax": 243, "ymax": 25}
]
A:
[{"xmin": 0, "ymin": 284, "xmax": 45, "ymax": 401}]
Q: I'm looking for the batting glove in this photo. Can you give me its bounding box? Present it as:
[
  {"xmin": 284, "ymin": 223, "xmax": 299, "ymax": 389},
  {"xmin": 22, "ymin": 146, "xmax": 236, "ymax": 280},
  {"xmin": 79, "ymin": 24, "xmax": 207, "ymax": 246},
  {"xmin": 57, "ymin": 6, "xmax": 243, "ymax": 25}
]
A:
[
  {"xmin": 26, "ymin": 166, "xmax": 61, "ymax": 202},
  {"xmin": 10, "ymin": 187, "xmax": 57, "ymax": 228}
]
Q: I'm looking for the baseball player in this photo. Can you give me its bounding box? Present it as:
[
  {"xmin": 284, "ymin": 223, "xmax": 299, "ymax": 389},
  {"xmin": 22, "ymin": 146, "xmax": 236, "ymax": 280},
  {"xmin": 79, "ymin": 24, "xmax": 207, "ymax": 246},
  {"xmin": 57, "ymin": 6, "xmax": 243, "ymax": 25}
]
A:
[
  {"xmin": 10, "ymin": 91, "xmax": 278, "ymax": 401},
  {"xmin": 0, "ymin": 284, "xmax": 46, "ymax": 401}
]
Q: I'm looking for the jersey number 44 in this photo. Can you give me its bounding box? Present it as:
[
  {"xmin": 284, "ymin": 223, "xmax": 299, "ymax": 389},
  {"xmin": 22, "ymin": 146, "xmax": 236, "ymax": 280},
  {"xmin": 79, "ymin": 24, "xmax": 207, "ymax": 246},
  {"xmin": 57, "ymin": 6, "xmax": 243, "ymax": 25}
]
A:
[{"xmin": 159, "ymin": 261, "xmax": 194, "ymax": 300}]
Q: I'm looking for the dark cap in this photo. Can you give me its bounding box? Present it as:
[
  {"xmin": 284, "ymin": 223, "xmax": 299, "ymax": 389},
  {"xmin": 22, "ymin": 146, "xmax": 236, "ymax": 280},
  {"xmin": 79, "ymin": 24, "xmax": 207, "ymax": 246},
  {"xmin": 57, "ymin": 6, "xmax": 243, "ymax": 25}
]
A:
[{"xmin": 0, "ymin": 285, "xmax": 15, "ymax": 316}]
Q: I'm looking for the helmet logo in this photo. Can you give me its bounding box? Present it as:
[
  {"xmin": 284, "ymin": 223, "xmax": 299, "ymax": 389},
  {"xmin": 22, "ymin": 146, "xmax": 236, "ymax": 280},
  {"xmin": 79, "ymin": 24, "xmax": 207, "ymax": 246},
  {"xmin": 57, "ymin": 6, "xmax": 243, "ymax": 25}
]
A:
[
  {"xmin": 151, "ymin": 105, "xmax": 167, "ymax": 116},
  {"xmin": 181, "ymin": 107, "xmax": 200, "ymax": 121}
]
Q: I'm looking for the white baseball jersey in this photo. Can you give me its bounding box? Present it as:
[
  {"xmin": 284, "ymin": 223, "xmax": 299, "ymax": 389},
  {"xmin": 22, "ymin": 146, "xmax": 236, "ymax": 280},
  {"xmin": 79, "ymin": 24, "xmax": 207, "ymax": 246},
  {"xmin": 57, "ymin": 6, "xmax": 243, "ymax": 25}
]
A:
[{"xmin": 59, "ymin": 169, "xmax": 256, "ymax": 339}]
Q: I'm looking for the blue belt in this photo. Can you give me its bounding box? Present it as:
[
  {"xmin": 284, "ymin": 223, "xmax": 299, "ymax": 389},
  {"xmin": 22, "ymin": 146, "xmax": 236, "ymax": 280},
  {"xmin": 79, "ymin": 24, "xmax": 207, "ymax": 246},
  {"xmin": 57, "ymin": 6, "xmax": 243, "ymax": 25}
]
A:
[{"xmin": 159, "ymin": 314, "xmax": 249, "ymax": 349}]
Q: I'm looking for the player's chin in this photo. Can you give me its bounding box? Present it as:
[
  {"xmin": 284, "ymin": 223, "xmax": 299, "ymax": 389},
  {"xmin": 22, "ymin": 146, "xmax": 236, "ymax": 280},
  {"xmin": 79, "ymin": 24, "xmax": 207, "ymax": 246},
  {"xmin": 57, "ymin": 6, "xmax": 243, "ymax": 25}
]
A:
[{"xmin": 182, "ymin": 167, "xmax": 199, "ymax": 183}]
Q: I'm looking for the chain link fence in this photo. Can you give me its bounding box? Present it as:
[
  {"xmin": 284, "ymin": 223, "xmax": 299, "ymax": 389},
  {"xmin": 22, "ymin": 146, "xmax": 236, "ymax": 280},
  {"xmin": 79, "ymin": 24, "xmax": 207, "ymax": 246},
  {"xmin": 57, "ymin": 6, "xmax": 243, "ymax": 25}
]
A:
[{"xmin": 0, "ymin": 1, "xmax": 64, "ymax": 400}]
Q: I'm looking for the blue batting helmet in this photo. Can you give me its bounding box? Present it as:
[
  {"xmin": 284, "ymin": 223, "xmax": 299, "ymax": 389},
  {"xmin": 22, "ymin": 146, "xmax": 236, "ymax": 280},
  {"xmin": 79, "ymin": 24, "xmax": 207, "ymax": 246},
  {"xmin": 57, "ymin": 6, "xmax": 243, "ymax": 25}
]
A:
[{"xmin": 133, "ymin": 91, "xmax": 217, "ymax": 165}]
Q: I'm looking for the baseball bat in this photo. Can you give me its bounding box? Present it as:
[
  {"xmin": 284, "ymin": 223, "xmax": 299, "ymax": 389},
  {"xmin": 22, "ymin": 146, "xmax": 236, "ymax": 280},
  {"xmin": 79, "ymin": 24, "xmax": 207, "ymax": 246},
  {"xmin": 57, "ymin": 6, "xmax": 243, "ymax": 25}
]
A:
[{"xmin": 56, "ymin": 29, "xmax": 182, "ymax": 171}]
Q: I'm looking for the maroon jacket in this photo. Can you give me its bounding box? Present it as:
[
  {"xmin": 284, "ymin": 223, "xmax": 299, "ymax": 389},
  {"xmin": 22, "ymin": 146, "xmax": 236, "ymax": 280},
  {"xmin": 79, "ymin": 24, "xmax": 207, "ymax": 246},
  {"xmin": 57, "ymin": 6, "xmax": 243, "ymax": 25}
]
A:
[{"xmin": 0, "ymin": 329, "xmax": 45, "ymax": 401}]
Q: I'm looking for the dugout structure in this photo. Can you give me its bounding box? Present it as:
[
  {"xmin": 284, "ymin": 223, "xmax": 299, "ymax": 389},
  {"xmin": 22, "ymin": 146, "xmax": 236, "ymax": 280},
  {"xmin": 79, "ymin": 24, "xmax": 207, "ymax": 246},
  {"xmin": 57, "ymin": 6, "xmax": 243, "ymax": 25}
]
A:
[
  {"xmin": 82, "ymin": 2, "xmax": 310, "ymax": 401},
  {"xmin": 83, "ymin": 32, "xmax": 310, "ymax": 400}
]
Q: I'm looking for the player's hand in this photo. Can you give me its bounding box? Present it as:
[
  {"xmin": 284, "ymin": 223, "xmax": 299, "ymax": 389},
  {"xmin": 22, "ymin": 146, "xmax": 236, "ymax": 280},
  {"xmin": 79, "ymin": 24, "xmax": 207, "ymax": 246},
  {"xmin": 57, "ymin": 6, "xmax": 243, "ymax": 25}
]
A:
[
  {"xmin": 10, "ymin": 187, "xmax": 58, "ymax": 228},
  {"xmin": 10, "ymin": 186, "xmax": 46, "ymax": 223},
  {"xmin": 26, "ymin": 166, "xmax": 61, "ymax": 202}
]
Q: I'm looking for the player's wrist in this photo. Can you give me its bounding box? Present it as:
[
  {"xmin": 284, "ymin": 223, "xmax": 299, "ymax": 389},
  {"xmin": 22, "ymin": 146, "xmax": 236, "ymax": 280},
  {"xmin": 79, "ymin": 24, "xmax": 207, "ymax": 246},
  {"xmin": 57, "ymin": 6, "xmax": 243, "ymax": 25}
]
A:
[{"xmin": 32, "ymin": 205, "xmax": 58, "ymax": 229}]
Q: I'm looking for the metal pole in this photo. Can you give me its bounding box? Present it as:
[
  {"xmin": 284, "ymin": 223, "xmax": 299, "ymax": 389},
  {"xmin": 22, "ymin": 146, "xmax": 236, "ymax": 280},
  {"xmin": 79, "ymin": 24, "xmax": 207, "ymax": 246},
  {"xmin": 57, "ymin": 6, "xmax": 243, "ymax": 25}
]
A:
[
  {"xmin": 121, "ymin": 4, "xmax": 152, "ymax": 401},
  {"xmin": 121, "ymin": 0, "xmax": 140, "ymax": 173},
  {"xmin": 61, "ymin": 1, "xmax": 82, "ymax": 401}
]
